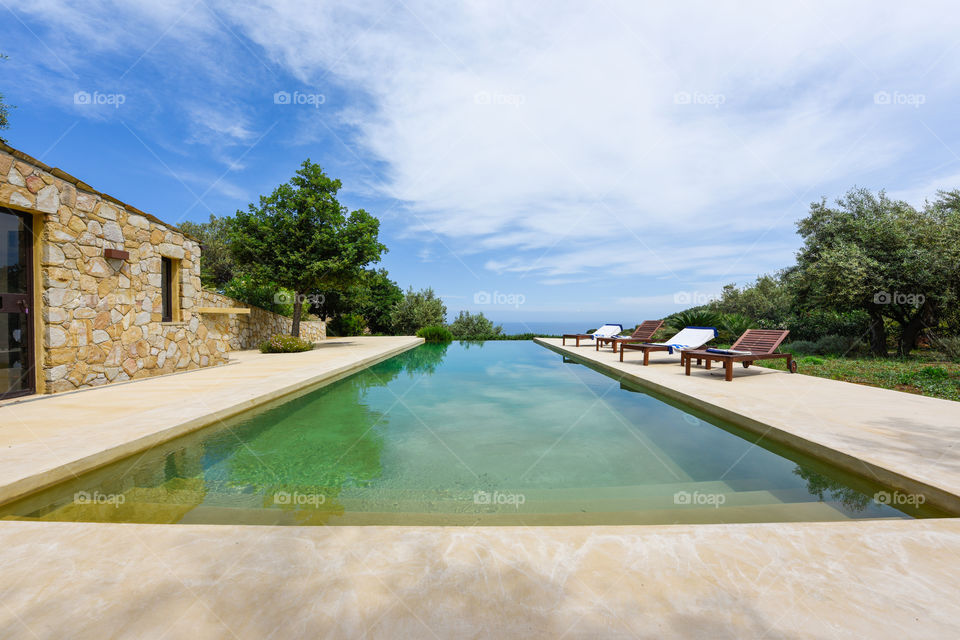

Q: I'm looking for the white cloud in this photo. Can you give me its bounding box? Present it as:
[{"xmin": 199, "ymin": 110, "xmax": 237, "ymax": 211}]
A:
[
  {"xmin": 216, "ymin": 0, "xmax": 960, "ymax": 280},
  {"xmin": 12, "ymin": 0, "xmax": 960, "ymax": 283},
  {"xmin": 185, "ymin": 104, "xmax": 258, "ymax": 145}
]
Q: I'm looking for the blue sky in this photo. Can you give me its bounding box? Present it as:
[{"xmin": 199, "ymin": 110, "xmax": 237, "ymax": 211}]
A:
[{"xmin": 3, "ymin": 1, "xmax": 960, "ymax": 326}]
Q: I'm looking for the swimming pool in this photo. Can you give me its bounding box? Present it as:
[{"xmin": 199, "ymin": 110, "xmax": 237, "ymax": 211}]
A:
[{"xmin": 0, "ymin": 341, "xmax": 942, "ymax": 525}]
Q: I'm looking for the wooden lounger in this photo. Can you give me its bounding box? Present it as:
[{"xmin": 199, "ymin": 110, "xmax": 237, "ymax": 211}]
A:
[
  {"xmin": 619, "ymin": 342, "xmax": 672, "ymax": 364},
  {"xmin": 595, "ymin": 320, "xmax": 664, "ymax": 352},
  {"xmin": 681, "ymin": 329, "xmax": 796, "ymax": 381},
  {"xmin": 562, "ymin": 324, "xmax": 622, "ymax": 347}
]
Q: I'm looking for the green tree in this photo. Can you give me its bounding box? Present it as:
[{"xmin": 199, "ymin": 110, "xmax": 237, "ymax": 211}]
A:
[
  {"xmin": 179, "ymin": 214, "xmax": 236, "ymax": 288},
  {"xmin": 229, "ymin": 160, "xmax": 386, "ymax": 336},
  {"xmin": 315, "ymin": 268, "xmax": 403, "ymax": 334},
  {"xmin": 222, "ymin": 276, "xmax": 293, "ymax": 316},
  {"xmin": 448, "ymin": 310, "xmax": 503, "ymax": 339},
  {"xmin": 0, "ymin": 53, "xmax": 12, "ymax": 142},
  {"xmin": 712, "ymin": 274, "xmax": 792, "ymax": 325},
  {"xmin": 790, "ymin": 188, "xmax": 960, "ymax": 355},
  {"xmin": 390, "ymin": 287, "xmax": 447, "ymax": 335}
]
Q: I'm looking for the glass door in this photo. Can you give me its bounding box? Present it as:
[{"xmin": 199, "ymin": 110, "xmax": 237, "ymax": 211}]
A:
[{"xmin": 0, "ymin": 207, "xmax": 34, "ymax": 399}]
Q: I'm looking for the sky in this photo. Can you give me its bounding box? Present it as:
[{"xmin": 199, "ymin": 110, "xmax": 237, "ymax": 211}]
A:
[{"xmin": 3, "ymin": 1, "xmax": 960, "ymax": 327}]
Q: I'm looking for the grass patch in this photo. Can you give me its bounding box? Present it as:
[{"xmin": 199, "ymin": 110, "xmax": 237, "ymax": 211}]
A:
[{"xmin": 757, "ymin": 352, "xmax": 960, "ymax": 402}]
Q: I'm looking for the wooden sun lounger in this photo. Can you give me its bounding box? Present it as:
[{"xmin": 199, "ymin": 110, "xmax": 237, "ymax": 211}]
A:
[
  {"xmin": 681, "ymin": 329, "xmax": 796, "ymax": 381},
  {"xmin": 562, "ymin": 333, "xmax": 599, "ymax": 347},
  {"xmin": 595, "ymin": 320, "xmax": 664, "ymax": 352},
  {"xmin": 619, "ymin": 342, "xmax": 673, "ymax": 364}
]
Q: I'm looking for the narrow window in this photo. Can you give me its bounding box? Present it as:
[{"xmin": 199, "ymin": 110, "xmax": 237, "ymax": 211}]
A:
[{"xmin": 161, "ymin": 257, "xmax": 173, "ymax": 322}]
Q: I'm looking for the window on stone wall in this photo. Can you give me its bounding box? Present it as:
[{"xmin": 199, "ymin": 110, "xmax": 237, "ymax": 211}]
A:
[{"xmin": 161, "ymin": 257, "xmax": 173, "ymax": 322}]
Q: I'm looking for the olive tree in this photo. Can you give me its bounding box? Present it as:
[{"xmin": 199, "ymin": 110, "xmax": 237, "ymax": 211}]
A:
[
  {"xmin": 230, "ymin": 160, "xmax": 386, "ymax": 337},
  {"xmin": 790, "ymin": 188, "xmax": 960, "ymax": 355}
]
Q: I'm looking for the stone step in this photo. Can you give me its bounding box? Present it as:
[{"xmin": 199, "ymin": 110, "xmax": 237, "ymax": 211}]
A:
[{"xmin": 172, "ymin": 498, "xmax": 863, "ymax": 526}]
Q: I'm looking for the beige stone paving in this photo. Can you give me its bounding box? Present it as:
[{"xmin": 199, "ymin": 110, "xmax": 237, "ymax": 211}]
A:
[
  {"xmin": 0, "ymin": 519, "xmax": 958, "ymax": 639},
  {"xmin": 0, "ymin": 336, "xmax": 422, "ymax": 505},
  {"xmin": 537, "ymin": 338, "xmax": 960, "ymax": 512}
]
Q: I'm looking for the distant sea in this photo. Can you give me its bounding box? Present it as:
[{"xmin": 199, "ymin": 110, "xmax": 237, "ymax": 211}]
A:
[{"xmin": 497, "ymin": 321, "xmax": 609, "ymax": 336}]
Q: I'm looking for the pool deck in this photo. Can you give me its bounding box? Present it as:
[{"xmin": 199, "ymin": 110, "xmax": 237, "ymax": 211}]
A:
[
  {"xmin": 2, "ymin": 519, "xmax": 959, "ymax": 638},
  {"xmin": 536, "ymin": 338, "xmax": 960, "ymax": 513},
  {"xmin": 1, "ymin": 336, "xmax": 959, "ymax": 638}
]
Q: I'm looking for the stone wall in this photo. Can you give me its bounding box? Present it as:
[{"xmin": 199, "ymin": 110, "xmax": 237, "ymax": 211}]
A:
[
  {"xmin": 1, "ymin": 144, "xmax": 227, "ymax": 393},
  {"xmin": 199, "ymin": 290, "xmax": 326, "ymax": 350}
]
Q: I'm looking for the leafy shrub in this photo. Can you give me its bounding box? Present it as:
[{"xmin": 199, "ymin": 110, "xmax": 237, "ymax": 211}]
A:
[
  {"xmin": 786, "ymin": 310, "xmax": 870, "ymax": 342},
  {"xmin": 448, "ymin": 311, "xmax": 503, "ymax": 340},
  {"xmin": 784, "ymin": 340, "xmax": 818, "ymax": 356},
  {"xmin": 667, "ymin": 309, "xmax": 722, "ymax": 332},
  {"xmin": 416, "ymin": 325, "xmax": 453, "ymax": 342},
  {"xmin": 223, "ymin": 276, "xmax": 294, "ymax": 316},
  {"xmin": 931, "ymin": 334, "xmax": 960, "ymax": 361},
  {"xmin": 391, "ymin": 287, "xmax": 447, "ymax": 334},
  {"xmin": 259, "ymin": 334, "xmax": 314, "ymax": 353},
  {"xmin": 329, "ymin": 313, "xmax": 366, "ymax": 337},
  {"xmin": 914, "ymin": 366, "xmax": 950, "ymax": 382},
  {"xmin": 813, "ymin": 334, "xmax": 862, "ymax": 356},
  {"xmin": 785, "ymin": 335, "xmax": 863, "ymax": 356},
  {"xmin": 721, "ymin": 313, "xmax": 753, "ymax": 341}
]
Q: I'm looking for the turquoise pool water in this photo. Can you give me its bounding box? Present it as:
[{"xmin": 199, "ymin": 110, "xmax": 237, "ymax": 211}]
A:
[{"xmin": 1, "ymin": 341, "xmax": 939, "ymax": 525}]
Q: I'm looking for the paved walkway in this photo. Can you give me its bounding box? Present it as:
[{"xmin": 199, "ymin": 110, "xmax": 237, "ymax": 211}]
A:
[
  {"xmin": 1, "ymin": 518, "xmax": 958, "ymax": 638},
  {"xmin": 0, "ymin": 336, "xmax": 422, "ymax": 505},
  {"xmin": 537, "ymin": 338, "xmax": 960, "ymax": 512}
]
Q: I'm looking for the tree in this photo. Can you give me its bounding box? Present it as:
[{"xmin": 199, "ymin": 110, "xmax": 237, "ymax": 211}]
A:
[
  {"xmin": 230, "ymin": 160, "xmax": 386, "ymax": 337},
  {"xmin": 314, "ymin": 268, "xmax": 403, "ymax": 334},
  {"xmin": 0, "ymin": 53, "xmax": 12, "ymax": 142},
  {"xmin": 712, "ymin": 274, "xmax": 792, "ymax": 326},
  {"xmin": 448, "ymin": 310, "xmax": 503, "ymax": 339},
  {"xmin": 179, "ymin": 214, "xmax": 236, "ymax": 288},
  {"xmin": 390, "ymin": 287, "xmax": 447, "ymax": 335},
  {"xmin": 791, "ymin": 188, "xmax": 960, "ymax": 355}
]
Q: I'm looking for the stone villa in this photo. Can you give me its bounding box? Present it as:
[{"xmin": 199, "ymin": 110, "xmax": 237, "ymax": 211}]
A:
[{"xmin": 0, "ymin": 142, "xmax": 323, "ymax": 400}]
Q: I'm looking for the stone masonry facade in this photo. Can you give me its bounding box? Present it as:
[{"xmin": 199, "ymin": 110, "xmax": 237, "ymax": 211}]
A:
[
  {"xmin": 1, "ymin": 143, "xmax": 324, "ymax": 395},
  {"xmin": 199, "ymin": 290, "xmax": 325, "ymax": 351}
]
